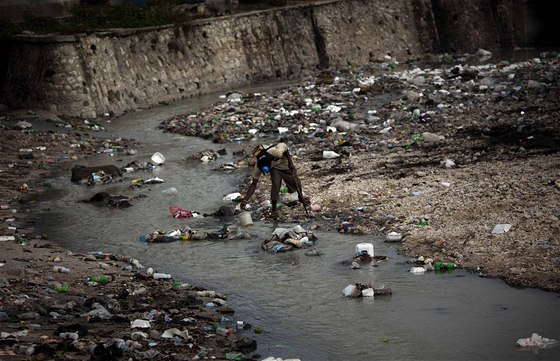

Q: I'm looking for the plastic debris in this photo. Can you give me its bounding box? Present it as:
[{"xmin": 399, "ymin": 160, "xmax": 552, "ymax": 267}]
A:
[
  {"xmin": 492, "ymin": 224, "xmax": 512, "ymax": 234},
  {"xmin": 516, "ymin": 333, "xmax": 558, "ymax": 349},
  {"xmin": 131, "ymin": 319, "xmax": 151, "ymax": 328}
]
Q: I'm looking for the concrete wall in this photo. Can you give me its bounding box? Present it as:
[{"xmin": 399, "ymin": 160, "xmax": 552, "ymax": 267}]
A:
[{"xmin": 0, "ymin": 0, "xmax": 532, "ymax": 118}]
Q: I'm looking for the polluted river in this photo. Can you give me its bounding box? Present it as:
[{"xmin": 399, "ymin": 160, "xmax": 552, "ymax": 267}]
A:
[{"xmin": 32, "ymin": 75, "xmax": 560, "ymax": 360}]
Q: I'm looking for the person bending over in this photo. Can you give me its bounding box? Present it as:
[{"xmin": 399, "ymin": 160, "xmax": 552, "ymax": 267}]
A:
[{"xmin": 240, "ymin": 142, "xmax": 308, "ymax": 219}]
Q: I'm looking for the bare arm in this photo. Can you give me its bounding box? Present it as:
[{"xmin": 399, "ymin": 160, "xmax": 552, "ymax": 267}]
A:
[{"xmin": 241, "ymin": 178, "xmax": 259, "ymax": 202}]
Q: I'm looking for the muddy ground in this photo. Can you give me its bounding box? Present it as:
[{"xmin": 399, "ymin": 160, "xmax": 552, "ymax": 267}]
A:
[{"xmin": 0, "ymin": 51, "xmax": 559, "ymax": 360}]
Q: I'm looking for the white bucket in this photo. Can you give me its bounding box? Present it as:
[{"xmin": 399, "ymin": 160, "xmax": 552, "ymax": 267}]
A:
[
  {"xmin": 238, "ymin": 211, "xmax": 253, "ymax": 227},
  {"xmin": 355, "ymin": 243, "xmax": 374, "ymax": 257},
  {"xmin": 151, "ymin": 152, "xmax": 165, "ymax": 164}
]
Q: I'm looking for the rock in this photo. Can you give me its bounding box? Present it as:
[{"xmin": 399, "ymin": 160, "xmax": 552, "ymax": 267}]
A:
[
  {"xmin": 14, "ymin": 120, "xmax": 32, "ymax": 129},
  {"xmin": 17, "ymin": 312, "xmax": 39, "ymax": 320},
  {"xmin": 476, "ymin": 48, "xmax": 493, "ymax": 57},
  {"xmin": 527, "ymin": 80, "xmax": 546, "ymax": 89}
]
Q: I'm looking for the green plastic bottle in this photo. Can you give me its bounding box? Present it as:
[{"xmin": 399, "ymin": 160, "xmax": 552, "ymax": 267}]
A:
[{"xmin": 88, "ymin": 275, "xmax": 111, "ymax": 284}]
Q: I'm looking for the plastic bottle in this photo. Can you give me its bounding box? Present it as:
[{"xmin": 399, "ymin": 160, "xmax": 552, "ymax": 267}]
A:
[
  {"xmin": 88, "ymin": 276, "xmax": 111, "ymax": 284},
  {"xmin": 130, "ymin": 258, "xmax": 143, "ymax": 268},
  {"xmin": 216, "ymin": 327, "xmax": 231, "ymax": 336},
  {"xmin": 197, "ymin": 290, "xmax": 216, "ymax": 297},
  {"xmin": 53, "ymin": 266, "xmax": 70, "ymax": 273},
  {"xmin": 433, "ymin": 261, "xmax": 455, "ymax": 270},
  {"xmin": 323, "ymin": 150, "xmax": 340, "ymax": 159},
  {"xmin": 280, "ymin": 186, "xmax": 289, "ymax": 193},
  {"xmin": 220, "ymin": 316, "xmax": 234, "ymax": 327},
  {"xmin": 153, "ymin": 273, "xmax": 172, "ymax": 280}
]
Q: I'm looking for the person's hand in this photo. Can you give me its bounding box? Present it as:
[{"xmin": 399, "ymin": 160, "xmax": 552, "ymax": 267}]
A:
[
  {"xmin": 299, "ymin": 196, "xmax": 311, "ymax": 206},
  {"xmin": 239, "ymin": 195, "xmax": 246, "ymax": 202}
]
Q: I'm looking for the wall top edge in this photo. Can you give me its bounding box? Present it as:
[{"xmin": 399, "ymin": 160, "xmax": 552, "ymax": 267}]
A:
[{"xmin": 7, "ymin": 0, "xmax": 344, "ymax": 42}]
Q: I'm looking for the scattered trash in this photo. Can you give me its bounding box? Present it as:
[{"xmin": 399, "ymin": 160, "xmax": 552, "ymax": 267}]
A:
[
  {"xmin": 151, "ymin": 152, "xmax": 165, "ymax": 165},
  {"xmin": 0, "ymin": 236, "xmax": 15, "ymax": 242},
  {"xmin": 355, "ymin": 243, "xmax": 374, "ymax": 257},
  {"xmin": 131, "ymin": 319, "xmax": 151, "ymax": 328},
  {"xmin": 516, "ymin": 333, "xmax": 558, "ymax": 349},
  {"xmin": 169, "ymin": 206, "xmax": 194, "ymax": 219},
  {"xmin": 139, "ymin": 227, "xmax": 193, "ymax": 243},
  {"xmin": 338, "ymin": 221, "xmax": 355, "ymax": 233},
  {"xmin": 441, "ymin": 158, "xmax": 456, "ymax": 168},
  {"xmin": 261, "ymin": 225, "xmax": 317, "ymax": 253},
  {"xmin": 53, "ymin": 266, "xmax": 70, "ymax": 274},
  {"xmin": 153, "ymin": 272, "xmax": 172, "ymax": 280},
  {"xmin": 144, "ymin": 177, "xmax": 165, "ymax": 184},
  {"xmin": 343, "ymin": 283, "xmax": 392, "ymax": 298},
  {"xmin": 385, "ymin": 232, "xmax": 402, "ymax": 242},
  {"xmin": 71, "ymin": 165, "xmax": 123, "ymax": 185},
  {"xmin": 323, "ymin": 150, "xmax": 340, "ymax": 159},
  {"xmin": 410, "ymin": 266, "xmax": 426, "ymax": 274},
  {"xmin": 238, "ymin": 211, "xmax": 253, "ymax": 226},
  {"xmin": 492, "ymin": 224, "xmax": 512, "ymax": 234},
  {"xmin": 162, "ymin": 187, "xmax": 178, "ymax": 195},
  {"xmin": 162, "ymin": 328, "xmax": 190, "ymax": 339},
  {"xmin": 87, "ymin": 275, "xmax": 112, "ymax": 285},
  {"xmin": 223, "ymin": 192, "xmax": 241, "ymax": 202}
]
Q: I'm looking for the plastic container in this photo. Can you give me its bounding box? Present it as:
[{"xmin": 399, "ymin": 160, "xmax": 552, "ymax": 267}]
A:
[
  {"xmin": 355, "ymin": 243, "xmax": 374, "ymax": 257},
  {"xmin": 216, "ymin": 327, "xmax": 231, "ymax": 336},
  {"xmin": 323, "ymin": 150, "xmax": 340, "ymax": 159},
  {"xmin": 53, "ymin": 266, "xmax": 70, "ymax": 273},
  {"xmin": 151, "ymin": 152, "xmax": 165, "ymax": 165},
  {"xmin": 433, "ymin": 262, "xmax": 455, "ymax": 270},
  {"xmin": 238, "ymin": 211, "xmax": 253, "ymax": 227},
  {"xmin": 385, "ymin": 232, "xmax": 403, "ymax": 242},
  {"xmin": 153, "ymin": 273, "xmax": 172, "ymax": 280},
  {"xmin": 88, "ymin": 275, "xmax": 111, "ymax": 284},
  {"xmin": 410, "ymin": 266, "xmax": 426, "ymax": 274},
  {"xmin": 343, "ymin": 284, "xmax": 357, "ymax": 297}
]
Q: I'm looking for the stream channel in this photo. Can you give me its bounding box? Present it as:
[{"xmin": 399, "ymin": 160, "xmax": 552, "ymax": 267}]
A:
[{"xmin": 33, "ymin": 77, "xmax": 560, "ymax": 360}]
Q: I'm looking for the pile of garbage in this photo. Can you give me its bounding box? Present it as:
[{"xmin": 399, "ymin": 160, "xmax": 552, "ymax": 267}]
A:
[
  {"xmin": 190, "ymin": 148, "xmax": 227, "ymax": 162},
  {"xmin": 407, "ymin": 256, "xmax": 457, "ymax": 274},
  {"xmin": 516, "ymin": 333, "xmax": 558, "ymax": 350},
  {"xmin": 139, "ymin": 224, "xmax": 252, "ymax": 243},
  {"xmin": 81, "ymin": 192, "xmax": 134, "ymax": 208},
  {"xmin": 342, "ymin": 283, "xmax": 392, "ymax": 298},
  {"xmin": 261, "ymin": 225, "xmax": 317, "ymax": 253},
  {"xmin": 0, "ymin": 245, "xmax": 258, "ymax": 360}
]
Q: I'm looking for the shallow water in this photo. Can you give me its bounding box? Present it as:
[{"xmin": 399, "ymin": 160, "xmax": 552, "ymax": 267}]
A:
[{"xmin": 34, "ymin": 72, "xmax": 560, "ymax": 361}]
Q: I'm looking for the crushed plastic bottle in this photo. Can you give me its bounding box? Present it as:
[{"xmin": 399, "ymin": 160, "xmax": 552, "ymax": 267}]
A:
[
  {"xmin": 88, "ymin": 275, "xmax": 112, "ymax": 284},
  {"xmin": 53, "ymin": 266, "xmax": 70, "ymax": 273}
]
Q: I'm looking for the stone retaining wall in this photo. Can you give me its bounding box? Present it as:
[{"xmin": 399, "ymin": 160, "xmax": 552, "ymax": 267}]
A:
[{"xmin": 0, "ymin": 0, "xmax": 527, "ymax": 118}]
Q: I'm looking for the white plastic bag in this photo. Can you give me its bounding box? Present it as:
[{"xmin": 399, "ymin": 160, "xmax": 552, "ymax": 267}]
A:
[
  {"xmin": 342, "ymin": 284, "xmax": 357, "ymax": 297},
  {"xmin": 362, "ymin": 288, "xmax": 375, "ymax": 297},
  {"xmin": 516, "ymin": 333, "xmax": 558, "ymax": 348}
]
